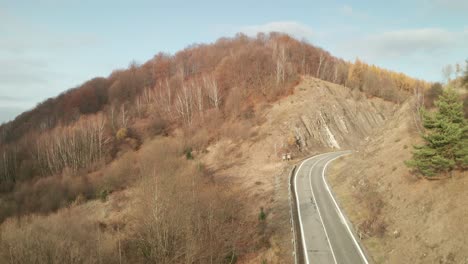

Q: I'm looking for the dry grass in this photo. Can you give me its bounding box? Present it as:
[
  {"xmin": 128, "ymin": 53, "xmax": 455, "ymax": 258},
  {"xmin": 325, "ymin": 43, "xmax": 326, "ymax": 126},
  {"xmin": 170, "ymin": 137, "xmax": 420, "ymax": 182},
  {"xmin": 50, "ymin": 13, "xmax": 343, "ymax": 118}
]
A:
[
  {"xmin": 0, "ymin": 150, "xmax": 139, "ymax": 222},
  {"xmin": 328, "ymin": 101, "xmax": 468, "ymax": 263},
  {"xmin": 0, "ymin": 201, "xmax": 122, "ymax": 264},
  {"xmin": 0, "ymin": 136, "xmax": 247, "ymax": 264}
]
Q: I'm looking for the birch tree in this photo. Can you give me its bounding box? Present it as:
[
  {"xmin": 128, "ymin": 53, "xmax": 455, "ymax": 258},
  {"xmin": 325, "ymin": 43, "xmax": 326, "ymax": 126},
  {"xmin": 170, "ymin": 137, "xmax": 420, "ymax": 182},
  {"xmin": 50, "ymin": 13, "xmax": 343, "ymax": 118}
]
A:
[
  {"xmin": 316, "ymin": 52, "xmax": 325, "ymax": 78},
  {"xmin": 35, "ymin": 114, "xmax": 110, "ymax": 175},
  {"xmin": 175, "ymin": 84, "xmax": 194, "ymax": 126},
  {"xmin": 204, "ymin": 76, "xmax": 221, "ymax": 110}
]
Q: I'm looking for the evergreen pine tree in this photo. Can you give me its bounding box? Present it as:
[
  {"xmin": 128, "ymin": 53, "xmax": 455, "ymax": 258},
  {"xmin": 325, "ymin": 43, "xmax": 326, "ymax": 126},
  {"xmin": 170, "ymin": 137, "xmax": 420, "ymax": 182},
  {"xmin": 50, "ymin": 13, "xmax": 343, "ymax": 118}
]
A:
[{"xmin": 406, "ymin": 88, "xmax": 467, "ymax": 176}]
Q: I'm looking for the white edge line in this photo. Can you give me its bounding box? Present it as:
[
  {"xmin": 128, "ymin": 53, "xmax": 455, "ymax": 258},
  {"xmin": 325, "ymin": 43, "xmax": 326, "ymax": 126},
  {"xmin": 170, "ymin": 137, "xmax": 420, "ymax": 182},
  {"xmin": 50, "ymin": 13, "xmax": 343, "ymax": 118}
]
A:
[
  {"xmin": 322, "ymin": 153, "xmax": 370, "ymax": 264},
  {"xmin": 288, "ymin": 166, "xmax": 298, "ymax": 264},
  {"xmin": 309, "ymin": 156, "xmax": 339, "ymax": 264},
  {"xmin": 294, "ymin": 153, "xmax": 331, "ymax": 264}
]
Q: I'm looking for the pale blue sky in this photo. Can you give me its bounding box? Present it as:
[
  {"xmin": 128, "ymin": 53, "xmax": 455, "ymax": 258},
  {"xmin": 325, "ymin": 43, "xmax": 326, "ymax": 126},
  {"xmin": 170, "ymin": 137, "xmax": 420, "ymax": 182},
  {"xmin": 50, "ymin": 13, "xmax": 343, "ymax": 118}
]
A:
[{"xmin": 1, "ymin": 0, "xmax": 467, "ymax": 122}]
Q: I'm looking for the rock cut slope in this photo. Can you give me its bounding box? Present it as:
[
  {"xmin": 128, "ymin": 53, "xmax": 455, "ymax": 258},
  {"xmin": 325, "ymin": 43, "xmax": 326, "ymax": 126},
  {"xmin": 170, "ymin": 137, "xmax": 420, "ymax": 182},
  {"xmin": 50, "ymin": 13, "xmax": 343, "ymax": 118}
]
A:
[{"xmin": 264, "ymin": 77, "xmax": 396, "ymax": 152}]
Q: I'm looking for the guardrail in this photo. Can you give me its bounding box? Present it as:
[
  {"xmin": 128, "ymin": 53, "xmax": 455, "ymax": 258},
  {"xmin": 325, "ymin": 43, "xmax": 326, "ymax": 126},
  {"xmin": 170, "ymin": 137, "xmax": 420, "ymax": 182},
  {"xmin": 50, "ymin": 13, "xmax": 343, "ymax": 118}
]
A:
[{"xmin": 288, "ymin": 165, "xmax": 303, "ymax": 264}]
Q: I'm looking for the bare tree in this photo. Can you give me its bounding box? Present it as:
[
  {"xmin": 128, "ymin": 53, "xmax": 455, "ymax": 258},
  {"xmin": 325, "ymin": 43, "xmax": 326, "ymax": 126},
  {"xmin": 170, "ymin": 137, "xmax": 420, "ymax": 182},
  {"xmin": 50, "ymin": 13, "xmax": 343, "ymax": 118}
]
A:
[
  {"xmin": 204, "ymin": 76, "xmax": 221, "ymax": 110},
  {"xmin": 194, "ymin": 81, "xmax": 204, "ymax": 118},
  {"xmin": 275, "ymin": 45, "xmax": 287, "ymax": 85},
  {"xmin": 135, "ymin": 96, "xmax": 143, "ymax": 118},
  {"xmin": 109, "ymin": 105, "xmax": 117, "ymax": 132},
  {"xmin": 455, "ymin": 63, "xmax": 462, "ymax": 78},
  {"xmin": 411, "ymin": 83, "xmax": 425, "ymax": 133},
  {"xmin": 442, "ymin": 64, "xmax": 454, "ymax": 83},
  {"xmin": 120, "ymin": 104, "xmax": 129, "ymax": 128},
  {"xmin": 156, "ymin": 79, "xmax": 173, "ymax": 118},
  {"xmin": 35, "ymin": 114, "xmax": 110, "ymax": 175},
  {"xmin": 320, "ymin": 59, "xmax": 330, "ymax": 81},
  {"xmin": 175, "ymin": 84, "xmax": 194, "ymax": 126},
  {"xmin": 333, "ymin": 63, "xmax": 339, "ymax": 83},
  {"xmin": 316, "ymin": 52, "xmax": 325, "ymax": 78},
  {"xmin": 0, "ymin": 146, "xmax": 18, "ymax": 184}
]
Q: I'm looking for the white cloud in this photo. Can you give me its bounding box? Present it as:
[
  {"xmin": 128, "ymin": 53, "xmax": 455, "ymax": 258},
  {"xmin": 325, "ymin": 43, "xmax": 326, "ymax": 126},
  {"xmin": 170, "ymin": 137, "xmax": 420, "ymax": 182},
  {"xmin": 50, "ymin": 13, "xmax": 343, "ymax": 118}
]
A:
[
  {"xmin": 340, "ymin": 5, "xmax": 354, "ymax": 16},
  {"xmin": 240, "ymin": 21, "xmax": 314, "ymax": 41},
  {"xmin": 432, "ymin": 0, "xmax": 468, "ymax": 11},
  {"xmin": 339, "ymin": 5, "xmax": 369, "ymax": 20},
  {"xmin": 348, "ymin": 28, "xmax": 468, "ymax": 59},
  {"xmin": 330, "ymin": 27, "xmax": 468, "ymax": 81}
]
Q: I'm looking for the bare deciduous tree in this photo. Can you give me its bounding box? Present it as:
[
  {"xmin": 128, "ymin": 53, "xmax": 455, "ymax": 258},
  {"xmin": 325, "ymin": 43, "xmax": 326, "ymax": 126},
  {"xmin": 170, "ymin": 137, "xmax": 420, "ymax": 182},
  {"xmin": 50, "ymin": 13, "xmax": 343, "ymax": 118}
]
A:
[
  {"xmin": 316, "ymin": 52, "xmax": 325, "ymax": 78},
  {"xmin": 204, "ymin": 76, "xmax": 221, "ymax": 110},
  {"xmin": 194, "ymin": 81, "xmax": 204, "ymax": 118},
  {"xmin": 442, "ymin": 64, "xmax": 454, "ymax": 83},
  {"xmin": 35, "ymin": 114, "xmax": 110, "ymax": 175},
  {"xmin": 175, "ymin": 84, "xmax": 194, "ymax": 126},
  {"xmin": 275, "ymin": 45, "xmax": 287, "ymax": 85}
]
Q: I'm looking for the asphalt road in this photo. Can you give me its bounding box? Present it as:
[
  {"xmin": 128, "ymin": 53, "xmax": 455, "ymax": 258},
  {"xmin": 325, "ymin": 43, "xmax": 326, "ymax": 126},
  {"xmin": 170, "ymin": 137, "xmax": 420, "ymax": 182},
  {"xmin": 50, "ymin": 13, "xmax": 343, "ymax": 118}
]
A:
[{"xmin": 294, "ymin": 151, "xmax": 369, "ymax": 264}]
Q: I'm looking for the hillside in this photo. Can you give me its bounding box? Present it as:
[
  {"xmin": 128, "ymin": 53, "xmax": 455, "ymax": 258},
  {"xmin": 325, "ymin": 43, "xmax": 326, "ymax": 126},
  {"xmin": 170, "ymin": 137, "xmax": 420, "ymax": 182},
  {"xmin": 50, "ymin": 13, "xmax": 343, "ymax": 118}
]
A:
[
  {"xmin": 328, "ymin": 100, "xmax": 468, "ymax": 263},
  {"xmin": 0, "ymin": 76, "xmax": 400, "ymax": 263},
  {"xmin": 200, "ymin": 76, "xmax": 396, "ymax": 262},
  {"xmin": 0, "ymin": 33, "xmax": 453, "ymax": 263}
]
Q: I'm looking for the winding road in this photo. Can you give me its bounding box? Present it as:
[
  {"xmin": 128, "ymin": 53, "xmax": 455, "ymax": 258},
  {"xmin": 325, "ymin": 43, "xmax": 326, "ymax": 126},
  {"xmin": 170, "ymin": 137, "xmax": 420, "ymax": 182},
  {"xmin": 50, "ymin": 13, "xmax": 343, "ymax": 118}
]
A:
[{"xmin": 293, "ymin": 151, "xmax": 369, "ymax": 264}]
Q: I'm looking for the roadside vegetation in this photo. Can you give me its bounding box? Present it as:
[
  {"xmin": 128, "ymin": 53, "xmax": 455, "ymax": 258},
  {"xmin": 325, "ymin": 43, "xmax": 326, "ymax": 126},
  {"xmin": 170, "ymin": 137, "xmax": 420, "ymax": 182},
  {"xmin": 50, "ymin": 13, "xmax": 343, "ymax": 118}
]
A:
[
  {"xmin": 407, "ymin": 62, "xmax": 468, "ymax": 178},
  {"xmin": 0, "ymin": 138, "xmax": 245, "ymax": 263}
]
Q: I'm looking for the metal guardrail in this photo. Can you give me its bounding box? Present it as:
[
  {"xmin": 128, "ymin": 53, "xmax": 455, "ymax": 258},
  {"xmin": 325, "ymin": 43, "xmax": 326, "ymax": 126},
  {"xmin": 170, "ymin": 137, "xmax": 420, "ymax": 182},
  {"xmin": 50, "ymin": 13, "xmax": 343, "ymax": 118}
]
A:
[{"xmin": 288, "ymin": 165, "xmax": 303, "ymax": 264}]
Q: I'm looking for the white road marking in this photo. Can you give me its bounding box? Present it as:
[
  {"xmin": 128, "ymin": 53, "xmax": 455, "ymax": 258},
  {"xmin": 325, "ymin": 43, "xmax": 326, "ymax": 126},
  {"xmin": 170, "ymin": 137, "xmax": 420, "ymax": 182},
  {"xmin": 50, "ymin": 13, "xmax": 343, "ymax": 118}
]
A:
[
  {"xmin": 294, "ymin": 151, "xmax": 369, "ymax": 264},
  {"xmin": 294, "ymin": 153, "xmax": 332, "ymax": 264},
  {"xmin": 321, "ymin": 154, "xmax": 370, "ymax": 264},
  {"xmin": 309, "ymin": 156, "xmax": 338, "ymax": 264}
]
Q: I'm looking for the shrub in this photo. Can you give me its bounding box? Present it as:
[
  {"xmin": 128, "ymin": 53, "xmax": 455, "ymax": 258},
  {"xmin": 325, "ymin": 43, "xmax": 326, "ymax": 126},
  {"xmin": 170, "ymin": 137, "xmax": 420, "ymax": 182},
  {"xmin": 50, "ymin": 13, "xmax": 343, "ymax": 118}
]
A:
[
  {"xmin": 224, "ymin": 251, "xmax": 238, "ymax": 264},
  {"xmin": 98, "ymin": 189, "xmax": 109, "ymax": 202},
  {"xmin": 116, "ymin": 127, "xmax": 128, "ymax": 140},
  {"xmin": 100, "ymin": 152, "xmax": 136, "ymax": 192},
  {"xmin": 0, "ymin": 208, "xmax": 120, "ymax": 264},
  {"xmin": 123, "ymin": 137, "xmax": 243, "ymax": 263},
  {"xmin": 258, "ymin": 207, "xmax": 266, "ymax": 221},
  {"xmin": 424, "ymin": 82, "xmax": 443, "ymax": 108},
  {"xmin": 149, "ymin": 116, "xmax": 167, "ymax": 136},
  {"xmin": 184, "ymin": 147, "xmax": 193, "ymax": 160},
  {"xmin": 73, "ymin": 194, "xmax": 86, "ymax": 205}
]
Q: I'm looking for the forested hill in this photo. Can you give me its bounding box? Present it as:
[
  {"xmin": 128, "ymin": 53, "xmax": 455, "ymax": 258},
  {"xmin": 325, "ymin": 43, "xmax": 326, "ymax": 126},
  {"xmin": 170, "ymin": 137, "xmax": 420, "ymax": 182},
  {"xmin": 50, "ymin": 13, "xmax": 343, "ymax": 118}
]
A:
[
  {"xmin": 0, "ymin": 33, "xmax": 427, "ymax": 145},
  {"xmin": 0, "ymin": 33, "xmax": 428, "ymax": 191}
]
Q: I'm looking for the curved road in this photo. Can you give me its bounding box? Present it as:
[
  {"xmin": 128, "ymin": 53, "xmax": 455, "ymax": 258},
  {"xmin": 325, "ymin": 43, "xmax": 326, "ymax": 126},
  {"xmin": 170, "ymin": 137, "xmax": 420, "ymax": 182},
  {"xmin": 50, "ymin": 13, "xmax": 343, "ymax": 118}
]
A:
[{"xmin": 294, "ymin": 151, "xmax": 369, "ymax": 264}]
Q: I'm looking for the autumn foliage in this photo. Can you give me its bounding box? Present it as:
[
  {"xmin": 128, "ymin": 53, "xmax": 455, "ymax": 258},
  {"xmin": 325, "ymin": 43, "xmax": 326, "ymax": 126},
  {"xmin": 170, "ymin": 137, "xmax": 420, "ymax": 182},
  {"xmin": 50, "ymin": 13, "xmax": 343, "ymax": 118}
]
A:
[
  {"xmin": 0, "ymin": 33, "xmax": 427, "ymax": 143},
  {"xmin": 0, "ymin": 32, "xmax": 428, "ymax": 208},
  {"xmin": 0, "ymin": 32, "xmax": 436, "ymax": 263}
]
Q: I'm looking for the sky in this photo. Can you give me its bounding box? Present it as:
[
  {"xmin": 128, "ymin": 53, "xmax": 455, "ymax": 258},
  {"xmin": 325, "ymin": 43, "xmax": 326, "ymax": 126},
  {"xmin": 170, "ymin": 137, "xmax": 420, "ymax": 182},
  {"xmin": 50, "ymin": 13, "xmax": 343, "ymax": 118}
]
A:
[{"xmin": 1, "ymin": 0, "xmax": 467, "ymax": 123}]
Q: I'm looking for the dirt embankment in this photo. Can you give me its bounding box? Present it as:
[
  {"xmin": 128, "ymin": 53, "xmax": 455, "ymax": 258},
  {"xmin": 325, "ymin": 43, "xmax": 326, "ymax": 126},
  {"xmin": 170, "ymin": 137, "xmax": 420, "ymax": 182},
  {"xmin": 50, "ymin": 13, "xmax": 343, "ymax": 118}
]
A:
[
  {"xmin": 201, "ymin": 76, "xmax": 397, "ymax": 263},
  {"xmin": 329, "ymin": 101, "xmax": 468, "ymax": 264}
]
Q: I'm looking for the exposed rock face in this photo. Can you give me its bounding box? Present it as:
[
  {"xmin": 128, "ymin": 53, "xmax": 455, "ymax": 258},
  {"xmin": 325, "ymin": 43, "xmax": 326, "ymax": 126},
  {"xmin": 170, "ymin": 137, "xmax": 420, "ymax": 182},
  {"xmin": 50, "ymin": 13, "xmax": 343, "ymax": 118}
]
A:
[{"xmin": 266, "ymin": 77, "xmax": 395, "ymax": 152}]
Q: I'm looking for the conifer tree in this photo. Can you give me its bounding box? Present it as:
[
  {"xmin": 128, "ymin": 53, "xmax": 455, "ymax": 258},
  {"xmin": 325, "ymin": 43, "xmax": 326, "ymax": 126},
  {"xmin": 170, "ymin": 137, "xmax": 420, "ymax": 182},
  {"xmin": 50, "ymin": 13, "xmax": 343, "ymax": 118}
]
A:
[{"xmin": 406, "ymin": 88, "xmax": 467, "ymax": 176}]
